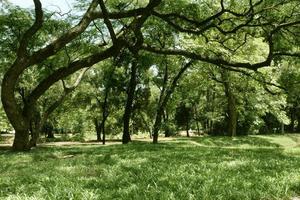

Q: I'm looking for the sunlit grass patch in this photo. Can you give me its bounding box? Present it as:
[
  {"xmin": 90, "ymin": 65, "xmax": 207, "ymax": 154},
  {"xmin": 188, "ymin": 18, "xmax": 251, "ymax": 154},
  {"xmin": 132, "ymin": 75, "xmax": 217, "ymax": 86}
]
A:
[
  {"xmin": 0, "ymin": 135, "xmax": 299, "ymax": 199},
  {"xmin": 254, "ymin": 134, "xmax": 300, "ymax": 148}
]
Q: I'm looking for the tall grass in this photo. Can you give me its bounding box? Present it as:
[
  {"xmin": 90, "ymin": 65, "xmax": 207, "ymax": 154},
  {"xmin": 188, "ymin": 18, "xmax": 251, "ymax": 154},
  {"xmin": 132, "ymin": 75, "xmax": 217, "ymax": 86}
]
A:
[{"xmin": 0, "ymin": 135, "xmax": 299, "ymax": 200}]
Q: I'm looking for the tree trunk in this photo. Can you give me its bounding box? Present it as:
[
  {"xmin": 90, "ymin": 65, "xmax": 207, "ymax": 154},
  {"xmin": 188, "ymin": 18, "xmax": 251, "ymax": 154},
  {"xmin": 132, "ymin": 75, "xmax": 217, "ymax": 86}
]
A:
[
  {"xmin": 45, "ymin": 122, "xmax": 54, "ymax": 138},
  {"xmin": 122, "ymin": 58, "xmax": 138, "ymax": 144},
  {"xmin": 152, "ymin": 60, "xmax": 194, "ymax": 143},
  {"xmin": 27, "ymin": 105, "xmax": 42, "ymax": 148},
  {"xmin": 102, "ymin": 121, "xmax": 106, "ymax": 145},
  {"xmin": 2, "ymin": 67, "xmax": 31, "ymax": 151},
  {"xmin": 186, "ymin": 121, "xmax": 190, "ymax": 137},
  {"xmin": 94, "ymin": 119, "xmax": 102, "ymax": 141},
  {"xmin": 289, "ymin": 109, "xmax": 295, "ymax": 133},
  {"xmin": 152, "ymin": 110, "xmax": 163, "ymax": 143},
  {"xmin": 227, "ymin": 93, "xmax": 237, "ymax": 137},
  {"xmin": 29, "ymin": 119, "xmax": 41, "ymax": 148},
  {"xmin": 221, "ymin": 70, "xmax": 237, "ymax": 137},
  {"xmin": 29, "ymin": 129, "xmax": 40, "ymax": 148},
  {"xmin": 13, "ymin": 129, "xmax": 30, "ymax": 151},
  {"xmin": 102, "ymin": 89, "xmax": 109, "ymax": 145},
  {"xmin": 196, "ymin": 121, "xmax": 200, "ymax": 135},
  {"xmin": 153, "ymin": 132, "xmax": 158, "ymax": 144},
  {"xmin": 47, "ymin": 130, "xmax": 54, "ymax": 138}
]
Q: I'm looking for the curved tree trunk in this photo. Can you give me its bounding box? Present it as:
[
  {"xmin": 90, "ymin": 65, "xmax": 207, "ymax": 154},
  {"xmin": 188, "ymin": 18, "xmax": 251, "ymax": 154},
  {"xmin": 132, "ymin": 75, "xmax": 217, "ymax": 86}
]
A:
[
  {"xmin": 2, "ymin": 66, "xmax": 32, "ymax": 151},
  {"xmin": 153, "ymin": 61, "xmax": 194, "ymax": 143}
]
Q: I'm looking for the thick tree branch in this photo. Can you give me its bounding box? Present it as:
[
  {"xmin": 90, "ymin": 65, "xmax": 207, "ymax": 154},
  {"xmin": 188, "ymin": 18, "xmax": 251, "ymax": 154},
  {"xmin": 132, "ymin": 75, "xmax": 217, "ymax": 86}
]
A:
[
  {"xmin": 29, "ymin": 0, "xmax": 99, "ymax": 64},
  {"xmin": 27, "ymin": 44, "xmax": 123, "ymax": 104},
  {"xmin": 17, "ymin": 0, "xmax": 43, "ymax": 58},
  {"xmin": 141, "ymin": 45, "xmax": 270, "ymax": 70}
]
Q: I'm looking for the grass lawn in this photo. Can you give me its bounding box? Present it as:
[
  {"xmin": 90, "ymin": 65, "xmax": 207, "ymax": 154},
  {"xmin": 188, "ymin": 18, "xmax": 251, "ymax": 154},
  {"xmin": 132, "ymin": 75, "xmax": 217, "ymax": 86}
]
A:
[{"xmin": 0, "ymin": 134, "xmax": 299, "ymax": 200}]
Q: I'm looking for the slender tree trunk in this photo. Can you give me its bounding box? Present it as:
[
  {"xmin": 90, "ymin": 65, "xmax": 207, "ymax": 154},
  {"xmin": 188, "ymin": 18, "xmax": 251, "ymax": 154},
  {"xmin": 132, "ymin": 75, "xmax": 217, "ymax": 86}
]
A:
[
  {"xmin": 194, "ymin": 107, "xmax": 201, "ymax": 135},
  {"xmin": 186, "ymin": 121, "xmax": 190, "ymax": 137},
  {"xmin": 29, "ymin": 129, "xmax": 40, "ymax": 147},
  {"xmin": 27, "ymin": 104, "xmax": 42, "ymax": 148},
  {"xmin": 206, "ymin": 89, "xmax": 211, "ymax": 134},
  {"xmin": 152, "ymin": 61, "xmax": 194, "ymax": 143},
  {"xmin": 102, "ymin": 88, "xmax": 109, "ymax": 145},
  {"xmin": 196, "ymin": 121, "xmax": 200, "ymax": 135},
  {"xmin": 153, "ymin": 62, "xmax": 168, "ymax": 143},
  {"xmin": 47, "ymin": 127, "xmax": 54, "ymax": 138},
  {"xmin": 102, "ymin": 121, "xmax": 106, "ymax": 145},
  {"xmin": 29, "ymin": 117, "xmax": 41, "ymax": 147},
  {"xmin": 153, "ymin": 110, "xmax": 163, "ymax": 143},
  {"xmin": 122, "ymin": 59, "xmax": 138, "ymax": 144},
  {"xmin": 289, "ymin": 109, "xmax": 295, "ymax": 133},
  {"xmin": 139, "ymin": 112, "xmax": 152, "ymax": 138},
  {"xmin": 94, "ymin": 119, "xmax": 102, "ymax": 141},
  {"xmin": 164, "ymin": 109, "xmax": 171, "ymax": 137}
]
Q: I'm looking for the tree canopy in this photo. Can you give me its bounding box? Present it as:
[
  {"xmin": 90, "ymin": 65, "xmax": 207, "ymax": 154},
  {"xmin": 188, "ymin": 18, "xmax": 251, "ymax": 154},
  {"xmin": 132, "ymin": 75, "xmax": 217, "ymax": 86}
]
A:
[{"xmin": 0, "ymin": 0, "xmax": 299, "ymax": 150}]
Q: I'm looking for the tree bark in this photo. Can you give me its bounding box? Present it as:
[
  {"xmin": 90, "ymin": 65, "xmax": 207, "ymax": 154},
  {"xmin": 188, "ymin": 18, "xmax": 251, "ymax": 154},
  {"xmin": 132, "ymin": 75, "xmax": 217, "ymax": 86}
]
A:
[
  {"xmin": 153, "ymin": 110, "xmax": 163, "ymax": 143},
  {"xmin": 288, "ymin": 108, "xmax": 295, "ymax": 133},
  {"xmin": 227, "ymin": 93, "xmax": 237, "ymax": 137},
  {"xmin": 2, "ymin": 0, "xmax": 161, "ymax": 151},
  {"xmin": 153, "ymin": 60, "xmax": 194, "ymax": 143},
  {"xmin": 94, "ymin": 119, "xmax": 102, "ymax": 141},
  {"xmin": 122, "ymin": 58, "xmax": 138, "ymax": 144},
  {"xmin": 102, "ymin": 88, "xmax": 109, "ymax": 145},
  {"xmin": 13, "ymin": 129, "xmax": 30, "ymax": 151},
  {"xmin": 29, "ymin": 112, "xmax": 42, "ymax": 148},
  {"xmin": 186, "ymin": 121, "xmax": 190, "ymax": 137}
]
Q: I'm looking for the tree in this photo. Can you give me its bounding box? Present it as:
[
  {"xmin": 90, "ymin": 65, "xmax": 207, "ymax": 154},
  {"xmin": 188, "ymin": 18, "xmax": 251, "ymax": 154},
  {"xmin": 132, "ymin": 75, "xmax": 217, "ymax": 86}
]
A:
[
  {"xmin": 152, "ymin": 59, "xmax": 194, "ymax": 143},
  {"xmin": 1, "ymin": 0, "xmax": 299, "ymax": 150},
  {"xmin": 278, "ymin": 60, "xmax": 300, "ymax": 132},
  {"xmin": 1, "ymin": 0, "xmax": 161, "ymax": 150}
]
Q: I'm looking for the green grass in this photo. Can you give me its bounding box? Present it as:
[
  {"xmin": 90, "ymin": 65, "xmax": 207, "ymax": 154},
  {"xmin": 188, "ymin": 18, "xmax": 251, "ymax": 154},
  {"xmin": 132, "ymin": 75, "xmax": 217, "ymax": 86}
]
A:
[{"xmin": 0, "ymin": 135, "xmax": 299, "ymax": 200}]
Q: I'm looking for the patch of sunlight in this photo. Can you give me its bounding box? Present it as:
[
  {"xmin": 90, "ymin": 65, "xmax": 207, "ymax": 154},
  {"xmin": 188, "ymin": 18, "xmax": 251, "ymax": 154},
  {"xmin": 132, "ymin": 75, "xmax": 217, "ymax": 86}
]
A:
[
  {"xmin": 236, "ymin": 144, "xmax": 253, "ymax": 148},
  {"xmin": 221, "ymin": 160, "xmax": 248, "ymax": 169},
  {"xmin": 284, "ymin": 147, "xmax": 300, "ymax": 157},
  {"xmin": 253, "ymin": 135, "xmax": 298, "ymax": 148},
  {"xmin": 6, "ymin": 194, "xmax": 39, "ymax": 200},
  {"xmin": 119, "ymin": 157, "xmax": 148, "ymax": 166},
  {"xmin": 58, "ymin": 166, "xmax": 77, "ymax": 173},
  {"xmin": 48, "ymin": 151, "xmax": 65, "ymax": 158}
]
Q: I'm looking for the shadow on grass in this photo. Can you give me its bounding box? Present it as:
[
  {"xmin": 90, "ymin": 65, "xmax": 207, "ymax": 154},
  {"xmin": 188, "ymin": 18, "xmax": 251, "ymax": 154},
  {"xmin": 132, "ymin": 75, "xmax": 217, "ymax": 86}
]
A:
[{"xmin": 0, "ymin": 138, "xmax": 299, "ymax": 199}]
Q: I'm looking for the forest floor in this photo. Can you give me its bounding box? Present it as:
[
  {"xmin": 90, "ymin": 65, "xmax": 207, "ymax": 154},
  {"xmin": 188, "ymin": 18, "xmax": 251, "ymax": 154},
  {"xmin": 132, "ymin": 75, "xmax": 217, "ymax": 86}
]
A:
[{"xmin": 0, "ymin": 134, "xmax": 299, "ymax": 200}]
